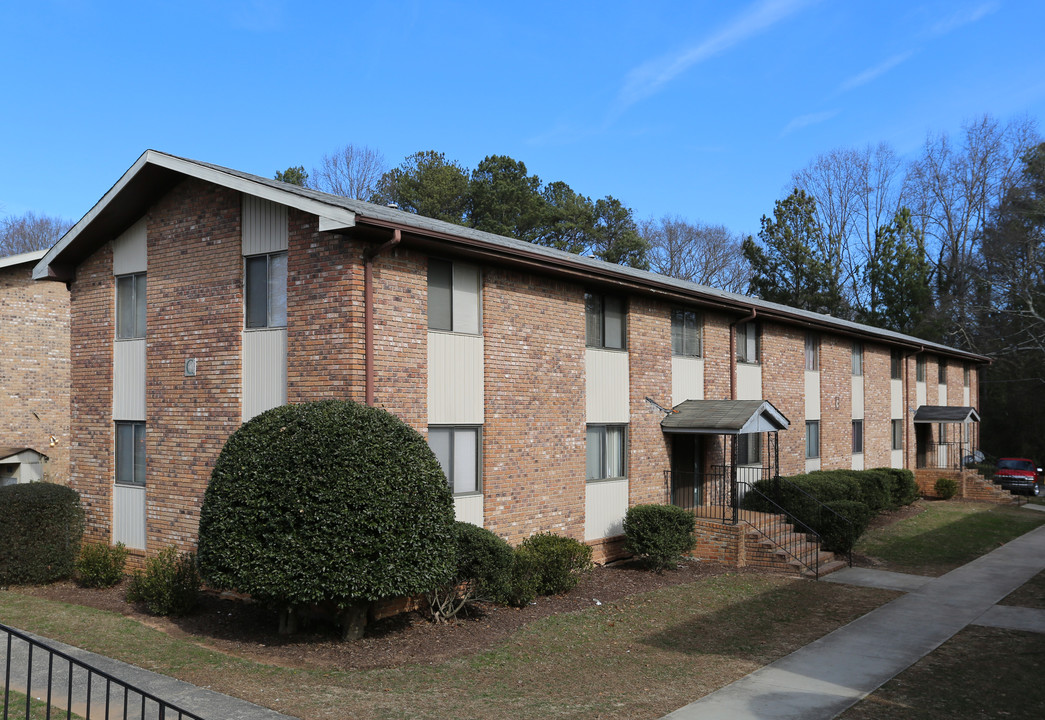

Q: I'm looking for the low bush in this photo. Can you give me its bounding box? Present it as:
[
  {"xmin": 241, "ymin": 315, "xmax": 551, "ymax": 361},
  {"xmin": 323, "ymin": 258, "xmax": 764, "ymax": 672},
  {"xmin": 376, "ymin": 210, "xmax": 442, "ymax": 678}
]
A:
[
  {"xmin": 428, "ymin": 522, "xmax": 515, "ymax": 621},
  {"xmin": 126, "ymin": 546, "xmax": 201, "ymax": 616},
  {"xmin": 623, "ymin": 504, "xmax": 695, "ymax": 572},
  {"xmin": 506, "ymin": 550, "xmax": 539, "ymax": 607},
  {"xmin": 820, "ymin": 500, "xmax": 874, "ymax": 553},
  {"xmin": 935, "ymin": 477, "xmax": 959, "ymax": 500},
  {"xmin": 517, "ymin": 532, "xmax": 592, "ymax": 596},
  {"xmin": 871, "ymin": 467, "xmax": 920, "ymax": 507},
  {"xmin": 0, "ymin": 483, "xmax": 83, "ymax": 586},
  {"xmin": 75, "ymin": 542, "xmax": 128, "ymax": 588}
]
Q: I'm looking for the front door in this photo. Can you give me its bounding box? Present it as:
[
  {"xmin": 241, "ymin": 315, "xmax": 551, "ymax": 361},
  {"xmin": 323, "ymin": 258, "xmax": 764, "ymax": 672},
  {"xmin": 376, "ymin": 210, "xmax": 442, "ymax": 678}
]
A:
[{"xmin": 671, "ymin": 435, "xmax": 703, "ymax": 510}]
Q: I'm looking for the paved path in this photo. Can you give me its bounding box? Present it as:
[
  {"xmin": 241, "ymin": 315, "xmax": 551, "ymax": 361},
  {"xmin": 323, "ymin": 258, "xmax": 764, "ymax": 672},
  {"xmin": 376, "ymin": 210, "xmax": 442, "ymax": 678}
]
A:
[{"xmin": 662, "ymin": 515, "xmax": 1045, "ymax": 720}]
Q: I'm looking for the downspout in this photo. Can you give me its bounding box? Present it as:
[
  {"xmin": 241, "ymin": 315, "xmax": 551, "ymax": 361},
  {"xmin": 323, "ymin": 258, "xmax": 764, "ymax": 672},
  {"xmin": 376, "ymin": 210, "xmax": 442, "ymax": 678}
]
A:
[
  {"xmin": 729, "ymin": 308, "xmax": 757, "ymax": 401},
  {"xmin": 363, "ymin": 229, "xmax": 402, "ymax": 406}
]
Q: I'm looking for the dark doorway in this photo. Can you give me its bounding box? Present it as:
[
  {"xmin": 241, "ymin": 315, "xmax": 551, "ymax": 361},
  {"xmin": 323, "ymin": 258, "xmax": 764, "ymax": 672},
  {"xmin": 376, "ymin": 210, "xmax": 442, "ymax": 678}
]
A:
[
  {"xmin": 915, "ymin": 424, "xmax": 930, "ymax": 468},
  {"xmin": 671, "ymin": 435, "xmax": 703, "ymax": 510}
]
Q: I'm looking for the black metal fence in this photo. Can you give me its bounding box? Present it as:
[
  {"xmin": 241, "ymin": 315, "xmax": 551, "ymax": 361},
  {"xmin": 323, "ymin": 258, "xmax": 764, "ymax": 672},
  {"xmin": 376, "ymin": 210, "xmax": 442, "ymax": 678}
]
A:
[
  {"xmin": 916, "ymin": 440, "xmax": 973, "ymax": 470},
  {"xmin": 1, "ymin": 622, "xmax": 203, "ymax": 720}
]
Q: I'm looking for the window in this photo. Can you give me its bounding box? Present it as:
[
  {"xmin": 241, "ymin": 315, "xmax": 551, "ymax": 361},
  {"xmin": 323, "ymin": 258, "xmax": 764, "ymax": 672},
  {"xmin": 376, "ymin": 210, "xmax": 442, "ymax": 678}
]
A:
[
  {"xmin": 964, "ymin": 364, "xmax": 971, "ymax": 387},
  {"xmin": 852, "ymin": 420, "xmax": 864, "ymax": 454},
  {"xmin": 938, "ymin": 359, "xmax": 947, "ymax": 384},
  {"xmin": 428, "ymin": 426, "xmax": 480, "ymax": 494},
  {"xmin": 805, "ymin": 421, "xmax": 820, "ymax": 459},
  {"xmin": 427, "ymin": 259, "xmax": 480, "ymax": 334},
  {"xmin": 916, "ymin": 355, "xmax": 926, "ymax": 382},
  {"xmin": 892, "ymin": 419, "xmax": 903, "ymax": 451},
  {"xmin": 890, "ymin": 350, "xmax": 903, "ymax": 380},
  {"xmin": 852, "ymin": 342, "xmax": 863, "ymax": 376},
  {"xmin": 585, "ymin": 293, "xmax": 626, "ymax": 349},
  {"xmin": 115, "ymin": 422, "xmax": 145, "ymax": 486},
  {"xmin": 116, "ymin": 273, "xmax": 146, "ymax": 339},
  {"xmin": 737, "ymin": 433, "xmax": 761, "ymax": 465},
  {"xmin": 586, "ymin": 425, "xmax": 626, "ymax": 480},
  {"xmin": 805, "ymin": 333, "xmax": 820, "ymax": 371},
  {"xmin": 245, "ymin": 252, "xmax": 287, "ymax": 328},
  {"xmin": 938, "ymin": 423, "xmax": 948, "ymax": 443},
  {"xmin": 736, "ymin": 322, "xmax": 760, "ymax": 363},
  {"xmin": 671, "ymin": 308, "xmax": 702, "ymax": 357}
]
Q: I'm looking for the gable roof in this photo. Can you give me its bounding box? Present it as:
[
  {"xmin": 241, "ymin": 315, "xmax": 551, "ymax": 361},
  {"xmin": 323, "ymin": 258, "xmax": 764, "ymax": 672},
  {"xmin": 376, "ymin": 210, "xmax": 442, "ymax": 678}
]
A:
[
  {"xmin": 34, "ymin": 150, "xmax": 989, "ymax": 364},
  {"xmin": 0, "ymin": 249, "xmax": 46, "ymax": 270},
  {"xmin": 662, "ymin": 399, "xmax": 790, "ymax": 435},
  {"xmin": 913, "ymin": 406, "xmax": 980, "ymax": 423}
]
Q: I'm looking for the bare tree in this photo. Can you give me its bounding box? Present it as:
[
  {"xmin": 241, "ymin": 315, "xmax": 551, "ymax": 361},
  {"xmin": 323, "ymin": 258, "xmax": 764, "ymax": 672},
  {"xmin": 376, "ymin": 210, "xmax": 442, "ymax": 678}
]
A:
[
  {"xmin": 310, "ymin": 144, "xmax": 387, "ymax": 201},
  {"xmin": 0, "ymin": 212, "xmax": 72, "ymax": 257},
  {"xmin": 641, "ymin": 215, "xmax": 750, "ymax": 293}
]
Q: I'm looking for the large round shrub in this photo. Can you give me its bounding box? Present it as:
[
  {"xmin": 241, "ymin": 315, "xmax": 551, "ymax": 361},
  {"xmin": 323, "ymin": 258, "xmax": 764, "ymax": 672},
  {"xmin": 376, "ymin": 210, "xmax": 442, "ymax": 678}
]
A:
[
  {"xmin": 0, "ymin": 483, "xmax": 83, "ymax": 586},
  {"xmin": 623, "ymin": 504, "xmax": 696, "ymax": 572},
  {"xmin": 197, "ymin": 400, "xmax": 455, "ymax": 636}
]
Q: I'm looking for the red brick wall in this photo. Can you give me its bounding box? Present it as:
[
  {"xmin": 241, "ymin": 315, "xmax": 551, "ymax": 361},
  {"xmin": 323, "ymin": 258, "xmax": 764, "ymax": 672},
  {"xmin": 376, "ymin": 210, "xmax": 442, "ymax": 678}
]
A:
[
  {"xmin": 819, "ymin": 336, "xmax": 851, "ymax": 470},
  {"xmin": 862, "ymin": 344, "xmax": 892, "ymax": 468},
  {"xmin": 762, "ymin": 323, "xmax": 806, "ymax": 476},
  {"xmin": 0, "ymin": 261, "xmax": 70, "ymax": 481},
  {"xmin": 628, "ymin": 296, "xmax": 671, "ymax": 507}
]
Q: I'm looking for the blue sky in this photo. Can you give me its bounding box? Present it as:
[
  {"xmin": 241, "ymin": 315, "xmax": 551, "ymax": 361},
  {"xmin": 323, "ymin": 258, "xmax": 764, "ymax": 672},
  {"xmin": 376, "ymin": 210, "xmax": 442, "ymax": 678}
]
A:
[{"xmin": 3, "ymin": 0, "xmax": 1044, "ymax": 239}]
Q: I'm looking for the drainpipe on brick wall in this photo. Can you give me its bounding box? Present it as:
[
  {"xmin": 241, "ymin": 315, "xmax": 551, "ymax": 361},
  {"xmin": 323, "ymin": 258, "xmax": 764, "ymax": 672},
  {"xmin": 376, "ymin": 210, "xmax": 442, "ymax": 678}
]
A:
[
  {"xmin": 729, "ymin": 308, "xmax": 757, "ymax": 400},
  {"xmin": 363, "ymin": 228, "xmax": 402, "ymax": 406}
]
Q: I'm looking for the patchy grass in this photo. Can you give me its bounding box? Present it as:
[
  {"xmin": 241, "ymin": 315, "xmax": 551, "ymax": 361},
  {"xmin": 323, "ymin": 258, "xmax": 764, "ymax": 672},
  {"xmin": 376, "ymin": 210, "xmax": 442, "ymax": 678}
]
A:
[
  {"xmin": 1001, "ymin": 569, "xmax": 1045, "ymax": 609},
  {"xmin": 838, "ymin": 626, "xmax": 1045, "ymax": 719},
  {"xmin": 1, "ymin": 575, "xmax": 896, "ymax": 720},
  {"xmin": 854, "ymin": 501, "xmax": 1045, "ymax": 576},
  {"xmin": 0, "ymin": 688, "xmax": 81, "ymax": 720}
]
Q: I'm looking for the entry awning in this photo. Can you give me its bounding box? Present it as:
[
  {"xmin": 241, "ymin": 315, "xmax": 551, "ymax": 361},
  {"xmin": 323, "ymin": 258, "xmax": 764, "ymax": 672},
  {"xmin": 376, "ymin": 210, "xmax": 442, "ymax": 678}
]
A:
[
  {"xmin": 912, "ymin": 406, "xmax": 980, "ymax": 424},
  {"xmin": 661, "ymin": 399, "xmax": 790, "ymax": 435}
]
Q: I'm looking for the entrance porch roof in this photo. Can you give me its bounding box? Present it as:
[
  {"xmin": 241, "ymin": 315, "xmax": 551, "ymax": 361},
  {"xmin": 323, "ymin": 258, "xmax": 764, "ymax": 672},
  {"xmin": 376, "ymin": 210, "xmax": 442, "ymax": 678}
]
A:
[{"xmin": 661, "ymin": 399, "xmax": 790, "ymax": 435}]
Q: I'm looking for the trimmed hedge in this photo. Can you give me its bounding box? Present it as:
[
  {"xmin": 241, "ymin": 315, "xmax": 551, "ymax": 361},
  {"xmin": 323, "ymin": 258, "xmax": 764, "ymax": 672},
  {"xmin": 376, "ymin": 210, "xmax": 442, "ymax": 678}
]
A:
[
  {"xmin": 197, "ymin": 400, "xmax": 456, "ymax": 629},
  {"xmin": 873, "ymin": 467, "xmax": 919, "ymax": 507},
  {"xmin": 623, "ymin": 504, "xmax": 696, "ymax": 571},
  {"xmin": 0, "ymin": 483, "xmax": 83, "ymax": 586},
  {"xmin": 453, "ymin": 521, "xmax": 516, "ymax": 603},
  {"xmin": 820, "ymin": 500, "xmax": 874, "ymax": 553},
  {"xmin": 75, "ymin": 542, "xmax": 128, "ymax": 588},
  {"xmin": 516, "ymin": 532, "xmax": 592, "ymax": 596},
  {"xmin": 935, "ymin": 477, "xmax": 959, "ymax": 500}
]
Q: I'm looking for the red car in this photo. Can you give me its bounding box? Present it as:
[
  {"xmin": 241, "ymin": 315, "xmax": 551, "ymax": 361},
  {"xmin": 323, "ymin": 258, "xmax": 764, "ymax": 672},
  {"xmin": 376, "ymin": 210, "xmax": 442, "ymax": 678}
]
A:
[{"xmin": 994, "ymin": 458, "xmax": 1043, "ymax": 497}]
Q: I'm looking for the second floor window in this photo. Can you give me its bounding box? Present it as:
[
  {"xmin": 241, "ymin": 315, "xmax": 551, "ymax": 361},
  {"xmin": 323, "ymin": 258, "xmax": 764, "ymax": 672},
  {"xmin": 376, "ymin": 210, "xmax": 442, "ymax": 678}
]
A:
[
  {"xmin": 428, "ymin": 259, "xmax": 480, "ymax": 334},
  {"xmin": 585, "ymin": 293, "xmax": 626, "ymax": 349},
  {"xmin": 805, "ymin": 333, "xmax": 820, "ymax": 371},
  {"xmin": 964, "ymin": 365, "xmax": 971, "ymax": 387},
  {"xmin": 916, "ymin": 355, "xmax": 926, "ymax": 382},
  {"xmin": 245, "ymin": 252, "xmax": 287, "ymax": 328},
  {"xmin": 736, "ymin": 322, "xmax": 759, "ymax": 363},
  {"xmin": 116, "ymin": 273, "xmax": 146, "ymax": 339},
  {"xmin": 938, "ymin": 359, "xmax": 947, "ymax": 384},
  {"xmin": 891, "ymin": 349, "xmax": 903, "ymax": 380},
  {"xmin": 852, "ymin": 342, "xmax": 863, "ymax": 376},
  {"xmin": 671, "ymin": 308, "xmax": 702, "ymax": 357}
]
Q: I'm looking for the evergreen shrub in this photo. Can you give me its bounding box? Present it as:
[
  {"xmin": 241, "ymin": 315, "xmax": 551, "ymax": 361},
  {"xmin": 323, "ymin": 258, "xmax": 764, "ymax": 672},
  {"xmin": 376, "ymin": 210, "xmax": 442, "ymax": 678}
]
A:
[
  {"xmin": 126, "ymin": 546, "xmax": 201, "ymax": 616},
  {"xmin": 516, "ymin": 532, "xmax": 592, "ymax": 596},
  {"xmin": 935, "ymin": 477, "xmax": 959, "ymax": 500},
  {"xmin": 0, "ymin": 483, "xmax": 83, "ymax": 586},
  {"xmin": 622, "ymin": 504, "xmax": 696, "ymax": 572},
  {"xmin": 820, "ymin": 500, "xmax": 874, "ymax": 553},
  {"xmin": 428, "ymin": 522, "xmax": 515, "ymax": 621},
  {"xmin": 75, "ymin": 542, "xmax": 128, "ymax": 588}
]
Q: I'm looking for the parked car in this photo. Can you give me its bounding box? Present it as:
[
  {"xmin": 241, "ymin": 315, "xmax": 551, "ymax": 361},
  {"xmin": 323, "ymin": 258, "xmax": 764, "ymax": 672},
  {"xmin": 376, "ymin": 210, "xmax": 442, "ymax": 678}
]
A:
[{"xmin": 993, "ymin": 458, "xmax": 1043, "ymax": 496}]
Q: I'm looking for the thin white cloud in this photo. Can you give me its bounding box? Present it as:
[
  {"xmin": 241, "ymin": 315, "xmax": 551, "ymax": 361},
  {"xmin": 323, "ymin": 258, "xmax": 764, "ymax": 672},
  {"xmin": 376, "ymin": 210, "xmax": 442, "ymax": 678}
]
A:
[
  {"xmin": 838, "ymin": 51, "xmax": 916, "ymax": 92},
  {"xmin": 616, "ymin": 0, "xmax": 817, "ymax": 111},
  {"xmin": 928, "ymin": 1, "xmax": 999, "ymax": 36},
  {"xmin": 780, "ymin": 109, "xmax": 840, "ymax": 136}
]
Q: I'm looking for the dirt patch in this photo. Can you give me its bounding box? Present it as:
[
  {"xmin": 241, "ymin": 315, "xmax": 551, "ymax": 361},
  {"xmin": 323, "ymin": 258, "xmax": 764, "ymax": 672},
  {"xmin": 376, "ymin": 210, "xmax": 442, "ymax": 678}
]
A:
[{"xmin": 16, "ymin": 559, "xmax": 769, "ymax": 670}]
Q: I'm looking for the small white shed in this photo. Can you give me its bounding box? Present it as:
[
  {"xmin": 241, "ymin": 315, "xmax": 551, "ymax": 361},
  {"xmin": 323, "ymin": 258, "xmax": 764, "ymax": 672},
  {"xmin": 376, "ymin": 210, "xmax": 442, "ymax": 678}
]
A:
[{"xmin": 0, "ymin": 447, "xmax": 47, "ymax": 486}]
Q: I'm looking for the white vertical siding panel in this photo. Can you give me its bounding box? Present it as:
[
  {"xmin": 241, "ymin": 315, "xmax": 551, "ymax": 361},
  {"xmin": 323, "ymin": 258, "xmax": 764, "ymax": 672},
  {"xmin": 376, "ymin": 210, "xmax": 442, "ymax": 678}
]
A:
[
  {"xmin": 112, "ymin": 218, "xmax": 147, "ymax": 275},
  {"xmin": 427, "ymin": 332, "xmax": 484, "ymax": 424},
  {"xmin": 736, "ymin": 364, "xmax": 762, "ymax": 401},
  {"xmin": 916, "ymin": 381, "xmax": 927, "ymax": 408},
  {"xmin": 243, "ymin": 329, "xmax": 287, "ymax": 421},
  {"xmin": 452, "ymin": 264, "xmax": 481, "ymax": 334},
  {"xmin": 113, "ymin": 339, "xmax": 146, "ymax": 421},
  {"xmin": 242, "ymin": 196, "xmax": 288, "ymax": 255},
  {"xmin": 805, "ymin": 370, "xmax": 821, "ymax": 420},
  {"xmin": 671, "ymin": 356, "xmax": 704, "ymax": 405},
  {"xmin": 585, "ymin": 349, "xmax": 629, "ymax": 423},
  {"xmin": 891, "ymin": 449, "xmax": 903, "ymax": 469},
  {"xmin": 939, "ymin": 383, "xmax": 948, "ymax": 405},
  {"xmin": 113, "ymin": 484, "xmax": 146, "ymax": 550},
  {"xmin": 805, "ymin": 458, "xmax": 821, "ymax": 472},
  {"xmin": 584, "ymin": 478, "xmax": 628, "ymax": 540},
  {"xmin": 891, "ymin": 379, "xmax": 903, "ymax": 418},
  {"xmin": 851, "ymin": 376, "xmax": 864, "ymax": 419},
  {"xmin": 963, "ymin": 387, "xmax": 971, "ymax": 405},
  {"xmin": 852, "ymin": 453, "xmax": 864, "ymax": 471},
  {"xmin": 453, "ymin": 495, "xmax": 484, "ymax": 526}
]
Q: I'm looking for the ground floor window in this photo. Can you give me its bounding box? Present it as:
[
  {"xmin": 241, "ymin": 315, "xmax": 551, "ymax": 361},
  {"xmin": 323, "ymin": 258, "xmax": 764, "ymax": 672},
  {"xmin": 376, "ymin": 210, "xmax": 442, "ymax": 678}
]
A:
[
  {"xmin": 586, "ymin": 424, "xmax": 627, "ymax": 481},
  {"xmin": 115, "ymin": 421, "xmax": 145, "ymax": 485},
  {"xmin": 852, "ymin": 420, "xmax": 864, "ymax": 454},
  {"xmin": 428, "ymin": 426, "xmax": 481, "ymax": 494},
  {"xmin": 891, "ymin": 419, "xmax": 903, "ymax": 451},
  {"xmin": 737, "ymin": 433, "xmax": 761, "ymax": 465},
  {"xmin": 805, "ymin": 421, "xmax": 820, "ymax": 459}
]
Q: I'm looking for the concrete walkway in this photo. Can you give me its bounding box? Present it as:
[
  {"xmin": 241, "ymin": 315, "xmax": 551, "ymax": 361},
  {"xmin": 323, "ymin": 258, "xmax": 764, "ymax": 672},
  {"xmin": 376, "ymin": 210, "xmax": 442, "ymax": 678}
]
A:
[{"xmin": 662, "ymin": 518, "xmax": 1045, "ymax": 720}]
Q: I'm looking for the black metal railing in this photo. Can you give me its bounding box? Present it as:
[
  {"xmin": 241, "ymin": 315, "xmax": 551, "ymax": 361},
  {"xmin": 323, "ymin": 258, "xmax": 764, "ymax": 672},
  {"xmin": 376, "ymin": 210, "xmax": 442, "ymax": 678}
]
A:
[
  {"xmin": 732, "ymin": 478, "xmax": 825, "ymax": 578},
  {"xmin": 2, "ymin": 622, "xmax": 204, "ymax": 720},
  {"xmin": 916, "ymin": 440, "xmax": 973, "ymax": 470}
]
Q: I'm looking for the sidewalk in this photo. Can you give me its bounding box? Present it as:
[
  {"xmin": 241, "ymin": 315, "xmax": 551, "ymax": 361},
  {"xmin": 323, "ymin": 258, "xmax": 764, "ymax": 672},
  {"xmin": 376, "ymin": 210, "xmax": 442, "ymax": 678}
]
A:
[{"xmin": 662, "ymin": 518, "xmax": 1045, "ymax": 720}]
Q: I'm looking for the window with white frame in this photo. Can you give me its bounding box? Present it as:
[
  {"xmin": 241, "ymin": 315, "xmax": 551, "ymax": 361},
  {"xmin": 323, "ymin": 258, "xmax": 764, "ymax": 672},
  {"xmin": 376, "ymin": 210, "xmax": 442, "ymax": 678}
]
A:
[
  {"xmin": 115, "ymin": 421, "xmax": 146, "ymax": 486},
  {"xmin": 428, "ymin": 259, "xmax": 480, "ymax": 334},
  {"xmin": 891, "ymin": 349, "xmax": 903, "ymax": 380},
  {"xmin": 852, "ymin": 419, "xmax": 864, "ymax": 454},
  {"xmin": 428, "ymin": 426, "xmax": 481, "ymax": 494},
  {"xmin": 805, "ymin": 333, "xmax": 820, "ymax": 371},
  {"xmin": 892, "ymin": 419, "xmax": 903, "ymax": 450},
  {"xmin": 116, "ymin": 273, "xmax": 146, "ymax": 339},
  {"xmin": 805, "ymin": 420, "xmax": 820, "ymax": 459},
  {"xmin": 916, "ymin": 355, "xmax": 926, "ymax": 382},
  {"xmin": 737, "ymin": 433, "xmax": 761, "ymax": 465},
  {"xmin": 736, "ymin": 322, "xmax": 760, "ymax": 363},
  {"xmin": 245, "ymin": 252, "xmax": 287, "ymax": 328},
  {"xmin": 586, "ymin": 424, "xmax": 626, "ymax": 480},
  {"xmin": 585, "ymin": 293, "xmax": 626, "ymax": 349},
  {"xmin": 852, "ymin": 342, "xmax": 863, "ymax": 376},
  {"xmin": 671, "ymin": 308, "xmax": 702, "ymax": 357},
  {"xmin": 938, "ymin": 359, "xmax": 947, "ymax": 383}
]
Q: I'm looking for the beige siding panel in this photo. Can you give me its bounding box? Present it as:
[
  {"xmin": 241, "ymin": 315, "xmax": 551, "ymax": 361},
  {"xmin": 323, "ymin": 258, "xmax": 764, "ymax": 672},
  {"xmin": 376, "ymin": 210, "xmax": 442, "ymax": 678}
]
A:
[
  {"xmin": 113, "ymin": 484, "xmax": 146, "ymax": 550},
  {"xmin": 113, "ymin": 339, "xmax": 146, "ymax": 421},
  {"xmin": 939, "ymin": 383, "xmax": 948, "ymax": 405},
  {"xmin": 584, "ymin": 478, "xmax": 628, "ymax": 540},
  {"xmin": 806, "ymin": 458, "xmax": 821, "ymax": 472},
  {"xmin": 427, "ymin": 331, "xmax": 484, "ymax": 424},
  {"xmin": 453, "ymin": 494, "xmax": 484, "ymax": 526},
  {"xmin": 112, "ymin": 218, "xmax": 147, "ymax": 275},
  {"xmin": 891, "ymin": 379, "xmax": 903, "ymax": 418},
  {"xmin": 852, "ymin": 376, "xmax": 864, "ymax": 419},
  {"xmin": 586, "ymin": 348, "xmax": 629, "ymax": 423},
  {"xmin": 916, "ymin": 381, "xmax": 927, "ymax": 408},
  {"xmin": 964, "ymin": 386, "xmax": 971, "ymax": 405},
  {"xmin": 891, "ymin": 449, "xmax": 903, "ymax": 469},
  {"xmin": 852, "ymin": 454, "xmax": 864, "ymax": 471},
  {"xmin": 805, "ymin": 370, "xmax": 820, "ymax": 420},
  {"xmin": 671, "ymin": 356, "xmax": 704, "ymax": 405},
  {"xmin": 243, "ymin": 328, "xmax": 287, "ymax": 421},
  {"xmin": 736, "ymin": 363, "xmax": 762, "ymax": 401},
  {"xmin": 242, "ymin": 196, "xmax": 288, "ymax": 255}
]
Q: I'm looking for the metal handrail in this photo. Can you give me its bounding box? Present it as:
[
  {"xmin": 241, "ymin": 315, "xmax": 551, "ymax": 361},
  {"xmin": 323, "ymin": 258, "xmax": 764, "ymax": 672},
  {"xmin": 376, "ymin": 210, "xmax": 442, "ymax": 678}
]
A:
[
  {"xmin": 736, "ymin": 481, "xmax": 823, "ymax": 579},
  {"xmin": 2, "ymin": 622, "xmax": 204, "ymax": 720},
  {"xmin": 763, "ymin": 474, "xmax": 854, "ymax": 569}
]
